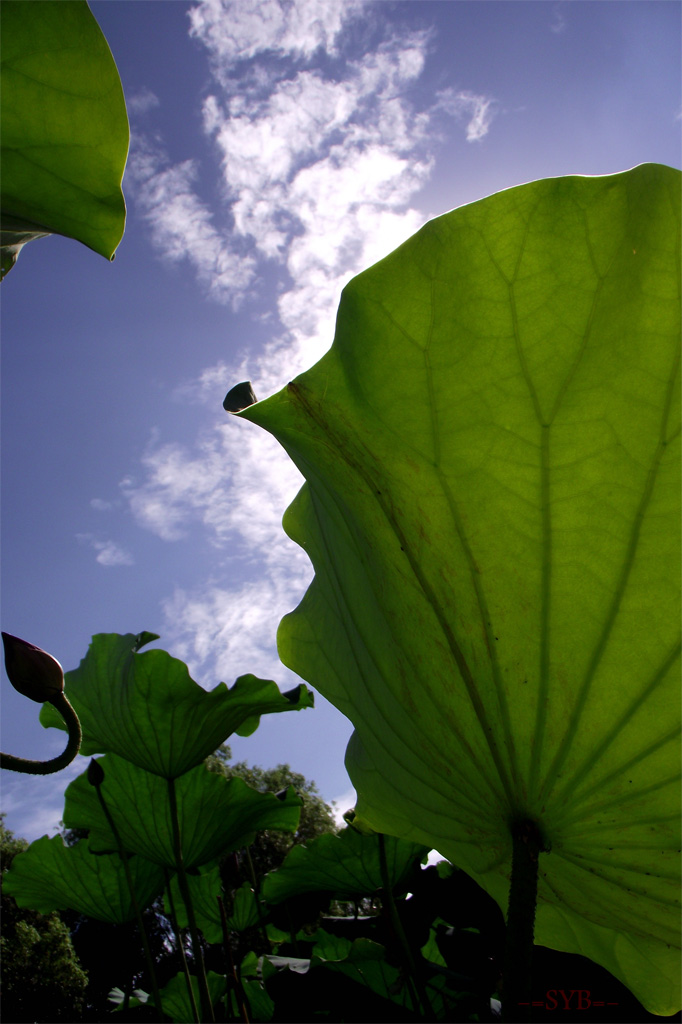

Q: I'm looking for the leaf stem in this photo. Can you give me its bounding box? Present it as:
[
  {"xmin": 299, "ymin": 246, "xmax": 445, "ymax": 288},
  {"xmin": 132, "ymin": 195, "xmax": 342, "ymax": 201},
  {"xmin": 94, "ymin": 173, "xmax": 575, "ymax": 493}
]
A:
[
  {"xmin": 377, "ymin": 833, "xmax": 434, "ymax": 1020},
  {"xmin": 243, "ymin": 845, "xmax": 270, "ymax": 950},
  {"xmin": 91, "ymin": 771, "xmax": 164, "ymax": 1023},
  {"xmin": 164, "ymin": 867, "xmax": 200, "ymax": 1024},
  {"xmin": 0, "ymin": 692, "xmax": 81, "ymax": 774},
  {"xmin": 502, "ymin": 818, "xmax": 546, "ymax": 1023},
  {"xmin": 167, "ymin": 777, "xmax": 216, "ymax": 1023},
  {"xmin": 218, "ymin": 894, "xmax": 251, "ymax": 1024}
]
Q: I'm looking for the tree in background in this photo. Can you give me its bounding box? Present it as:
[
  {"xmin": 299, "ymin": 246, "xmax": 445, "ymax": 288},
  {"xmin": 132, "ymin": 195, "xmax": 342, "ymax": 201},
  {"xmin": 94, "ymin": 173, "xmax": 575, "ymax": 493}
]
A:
[
  {"xmin": 205, "ymin": 747, "xmax": 342, "ymax": 958},
  {"xmin": 205, "ymin": 745, "xmax": 339, "ymax": 882},
  {"xmin": 0, "ymin": 814, "xmax": 88, "ymax": 1023}
]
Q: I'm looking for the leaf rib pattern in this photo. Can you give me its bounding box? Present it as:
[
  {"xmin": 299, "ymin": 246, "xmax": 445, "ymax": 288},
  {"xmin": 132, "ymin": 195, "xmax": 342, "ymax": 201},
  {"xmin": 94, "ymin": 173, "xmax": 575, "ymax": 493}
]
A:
[
  {"xmin": 540, "ymin": 337, "xmax": 680, "ymax": 810},
  {"xmin": 243, "ymin": 165, "xmax": 681, "ymax": 1014}
]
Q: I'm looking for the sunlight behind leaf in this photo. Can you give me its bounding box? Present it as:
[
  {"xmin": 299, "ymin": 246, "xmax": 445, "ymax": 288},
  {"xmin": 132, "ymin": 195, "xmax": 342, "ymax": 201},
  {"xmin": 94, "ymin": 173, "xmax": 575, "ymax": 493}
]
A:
[
  {"xmin": 0, "ymin": 0, "xmax": 128, "ymax": 275},
  {"xmin": 240, "ymin": 163, "xmax": 681, "ymax": 1014}
]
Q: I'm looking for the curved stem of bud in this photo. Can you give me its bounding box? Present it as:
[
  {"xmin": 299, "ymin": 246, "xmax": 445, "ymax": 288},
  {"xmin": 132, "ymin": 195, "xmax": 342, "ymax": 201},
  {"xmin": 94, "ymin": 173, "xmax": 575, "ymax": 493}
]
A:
[{"xmin": 0, "ymin": 692, "xmax": 82, "ymax": 774}]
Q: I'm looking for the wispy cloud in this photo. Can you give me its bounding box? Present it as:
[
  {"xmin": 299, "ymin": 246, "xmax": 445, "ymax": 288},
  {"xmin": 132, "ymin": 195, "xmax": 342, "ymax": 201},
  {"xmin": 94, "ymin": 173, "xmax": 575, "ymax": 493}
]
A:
[
  {"xmin": 550, "ymin": 3, "xmax": 567, "ymax": 35},
  {"xmin": 122, "ymin": 0, "xmax": 498, "ymax": 689},
  {"xmin": 76, "ymin": 534, "xmax": 134, "ymax": 567},
  {"xmin": 161, "ymin": 559, "xmax": 311, "ymax": 686},
  {"xmin": 188, "ymin": 0, "xmax": 364, "ymax": 63},
  {"xmin": 126, "ymin": 141, "xmax": 257, "ymax": 306},
  {"xmin": 331, "ymin": 787, "xmax": 357, "ymax": 826},
  {"xmin": 1, "ymin": 756, "xmax": 87, "ymax": 842},
  {"xmin": 121, "ymin": 420, "xmax": 303, "ymax": 549},
  {"xmin": 435, "ymin": 89, "xmax": 498, "ymax": 142},
  {"xmin": 129, "ymin": 2, "xmax": 496, "ymax": 313},
  {"xmin": 172, "ymin": 361, "xmax": 237, "ymax": 406},
  {"xmin": 90, "ymin": 497, "xmax": 116, "ymax": 512},
  {"xmin": 121, "ymin": 398, "xmax": 314, "ymax": 689},
  {"xmin": 127, "ymin": 86, "xmax": 160, "ymax": 115}
]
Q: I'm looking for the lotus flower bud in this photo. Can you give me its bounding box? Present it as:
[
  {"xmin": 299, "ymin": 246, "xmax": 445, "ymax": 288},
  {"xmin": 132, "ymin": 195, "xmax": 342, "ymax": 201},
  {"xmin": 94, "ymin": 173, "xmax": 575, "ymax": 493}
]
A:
[{"xmin": 2, "ymin": 631, "xmax": 64, "ymax": 703}]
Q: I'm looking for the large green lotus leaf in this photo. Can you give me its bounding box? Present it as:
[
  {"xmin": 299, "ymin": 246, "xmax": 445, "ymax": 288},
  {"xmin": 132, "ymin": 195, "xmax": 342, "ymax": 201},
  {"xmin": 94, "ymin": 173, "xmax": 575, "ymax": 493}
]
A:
[
  {"xmin": 0, "ymin": 0, "xmax": 128, "ymax": 276},
  {"xmin": 262, "ymin": 826, "xmax": 428, "ymax": 904},
  {"xmin": 64, "ymin": 754, "xmax": 302, "ymax": 870},
  {"xmin": 3, "ymin": 834, "xmax": 164, "ymax": 923},
  {"xmin": 238, "ymin": 164, "xmax": 681, "ymax": 1014},
  {"xmin": 40, "ymin": 632, "xmax": 314, "ymax": 778}
]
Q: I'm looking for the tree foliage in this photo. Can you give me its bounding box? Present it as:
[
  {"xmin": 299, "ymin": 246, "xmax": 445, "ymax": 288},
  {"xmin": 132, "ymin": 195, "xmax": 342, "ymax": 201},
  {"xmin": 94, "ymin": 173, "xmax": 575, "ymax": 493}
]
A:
[
  {"xmin": 0, "ymin": 814, "xmax": 88, "ymax": 1023},
  {"xmin": 206, "ymin": 744, "xmax": 338, "ymax": 880}
]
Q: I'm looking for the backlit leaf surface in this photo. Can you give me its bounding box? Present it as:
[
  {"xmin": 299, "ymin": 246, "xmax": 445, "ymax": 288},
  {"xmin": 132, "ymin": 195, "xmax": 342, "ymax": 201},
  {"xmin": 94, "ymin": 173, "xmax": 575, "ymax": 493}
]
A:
[
  {"xmin": 228, "ymin": 881, "xmax": 262, "ymax": 933},
  {"xmin": 0, "ymin": 0, "xmax": 128, "ymax": 274},
  {"xmin": 165, "ymin": 861, "xmax": 224, "ymax": 943},
  {"xmin": 4, "ymin": 835, "xmax": 164, "ymax": 923},
  {"xmin": 239, "ymin": 164, "xmax": 681, "ymax": 1013},
  {"xmin": 263, "ymin": 825, "xmax": 428, "ymax": 903},
  {"xmin": 40, "ymin": 632, "xmax": 314, "ymax": 778},
  {"xmin": 64, "ymin": 755, "xmax": 302, "ymax": 869}
]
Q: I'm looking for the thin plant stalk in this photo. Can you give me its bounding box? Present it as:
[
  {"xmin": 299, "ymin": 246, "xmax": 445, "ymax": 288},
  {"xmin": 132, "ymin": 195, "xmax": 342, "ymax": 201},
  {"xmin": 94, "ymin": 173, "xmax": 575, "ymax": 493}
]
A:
[
  {"xmin": 377, "ymin": 832, "xmax": 434, "ymax": 1020},
  {"xmin": 218, "ymin": 894, "xmax": 251, "ymax": 1024},
  {"xmin": 164, "ymin": 867, "xmax": 200, "ymax": 1024},
  {"xmin": 167, "ymin": 776, "xmax": 216, "ymax": 1023},
  {"xmin": 90, "ymin": 768, "xmax": 164, "ymax": 1023},
  {"xmin": 243, "ymin": 845, "xmax": 269, "ymax": 951}
]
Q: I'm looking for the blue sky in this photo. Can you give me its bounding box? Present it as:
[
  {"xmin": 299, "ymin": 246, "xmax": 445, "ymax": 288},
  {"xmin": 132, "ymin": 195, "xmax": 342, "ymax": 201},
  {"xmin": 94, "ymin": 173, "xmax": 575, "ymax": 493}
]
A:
[{"xmin": 1, "ymin": 0, "xmax": 680, "ymax": 842}]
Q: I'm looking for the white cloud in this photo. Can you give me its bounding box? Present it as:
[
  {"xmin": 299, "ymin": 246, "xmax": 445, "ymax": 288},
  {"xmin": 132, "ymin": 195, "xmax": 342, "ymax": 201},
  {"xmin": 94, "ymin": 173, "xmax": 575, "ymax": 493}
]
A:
[
  {"xmin": 76, "ymin": 534, "xmax": 134, "ymax": 566},
  {"xmin": 119, "ymin": 415, "xmax": 312, "ymax": 690},
  {"xmin": 212, "ymin": 72, "xmax": 357, "ymax": 186},
  {"xmin": 1, "ymin": 756, "xmax": 87, "ymax": 842},
  {"xmin": 90, "ymin": 497, "xmax": 115, "ymax": 511},
  {"xmin": 123, "ymin": 0, "xmax": 498, "ymax": 689},
  {"xmin": 188, "ymin": 0, "xmax": 363, "ymax": 63},
  {"xmin": 126, "ymin": 141, "xmax": 256, "ymax": 306},
  {"xmin": 127, "ymin": 87, "xmax": 160, "ymax": 115},
  {"xmin": 140, "ymin": 428, "xmax": 313, "ymax": 687},
  {"xmin": 550, "ymin": 3, "xmax": 567, "ymax": 35},
  {"xmin": 130, "ymin": 7, "xmax": 496, "ymax": 308},
  {"xmin": 435, "ymin": 88, "xmax": 498, "ymax": 142},
  {"xmin": 95, "ymin": 542, "xmax": 135, "ymax": 567},
  {"xmin": 201, "ymin": 47, "xmax": 434, "ymax": 270},
  {"xmin": 172, "ymin": 361, "xmax": 237, "ymax": 405},
  {"xmin": 161, "ymin": 560, "xmax": 311, "ymax": 687},
  {"xmin": 122, "ymin": 422, "xmax": 304, "ymax": 550},
  {"xmin": 331, "ymin": 787, "xmax": 357, "ymax": 826}
]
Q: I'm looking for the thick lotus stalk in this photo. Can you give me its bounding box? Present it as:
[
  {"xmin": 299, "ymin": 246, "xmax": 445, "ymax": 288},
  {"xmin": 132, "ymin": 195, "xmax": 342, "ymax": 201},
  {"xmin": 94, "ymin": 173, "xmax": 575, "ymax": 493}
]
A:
[
  {"xmin": 0, "ymin": 631, "xmax": 81, "ymax": 774},
  {"xmin": 502, "ymin": 818, "xmax": 548, "ymax": 1021}
]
